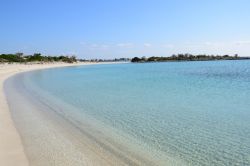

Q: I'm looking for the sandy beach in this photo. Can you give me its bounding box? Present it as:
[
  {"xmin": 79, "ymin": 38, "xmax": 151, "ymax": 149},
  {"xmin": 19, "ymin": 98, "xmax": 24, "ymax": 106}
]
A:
[
  {"xmin": 0, "ymin": 62, "xmax": 100, "ymax": 166},
  {"xmin": 1, "ymin": 61, "xmax": 168, "ymax": 166}
]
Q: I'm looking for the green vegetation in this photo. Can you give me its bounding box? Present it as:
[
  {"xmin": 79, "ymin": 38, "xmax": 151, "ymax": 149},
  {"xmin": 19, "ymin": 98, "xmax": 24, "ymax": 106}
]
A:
[
  {"xmin": 0, "ymin": 53, "xmax": 77, "ymax": 63},
  {"xmin": 131, "ymin": 54, "xmax": 250, "ymax": 63}
]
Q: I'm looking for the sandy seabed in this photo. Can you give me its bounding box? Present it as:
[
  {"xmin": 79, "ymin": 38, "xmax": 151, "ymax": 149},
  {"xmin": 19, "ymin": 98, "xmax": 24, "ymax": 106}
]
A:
[{"xmin": 1, "ymin": 62, "xmax": 178, "ymax": 166}]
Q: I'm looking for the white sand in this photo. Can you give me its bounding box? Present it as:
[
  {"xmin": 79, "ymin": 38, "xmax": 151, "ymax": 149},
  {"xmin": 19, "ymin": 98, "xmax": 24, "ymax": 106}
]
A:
[{"xmin": 0, "ymin": 62, "xmax": 100, "ymax": 166}]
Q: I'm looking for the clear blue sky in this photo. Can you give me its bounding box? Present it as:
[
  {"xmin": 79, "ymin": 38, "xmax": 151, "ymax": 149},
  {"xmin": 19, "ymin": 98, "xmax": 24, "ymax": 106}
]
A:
[{"xmin": 1, "ymin": 0, "xmax": 250, "ymax": 58}]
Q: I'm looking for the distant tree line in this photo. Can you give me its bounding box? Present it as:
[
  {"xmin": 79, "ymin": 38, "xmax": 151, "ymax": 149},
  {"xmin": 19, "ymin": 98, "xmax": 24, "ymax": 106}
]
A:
[
  {"xmin": 131, "ymin": 54, "xmax": 250, "ymax": 63},
  {"xmin": 0, "ymin": 53, "xmax": 77, "ymax": 63},
  {"xmin": 78, "ymin": 58, "xmax": 130, "ymax": 62}
]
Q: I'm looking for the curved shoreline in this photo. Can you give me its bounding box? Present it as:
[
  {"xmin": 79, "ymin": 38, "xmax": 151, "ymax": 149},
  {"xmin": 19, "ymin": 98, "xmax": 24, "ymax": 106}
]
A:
[
  {"xmin": 0, "ymin": 62, "xmax": 109, "ymax": 166},
  {"xmin": 3, "ymin": 62, "xmax": 179, "ymax": 166}
]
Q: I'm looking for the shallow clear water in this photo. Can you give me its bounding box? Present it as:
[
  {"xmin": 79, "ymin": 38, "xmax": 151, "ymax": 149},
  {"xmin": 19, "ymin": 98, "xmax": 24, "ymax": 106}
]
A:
[{"xmin": 18, "ymin": 61, "xmax": 250, "ymax": 165}]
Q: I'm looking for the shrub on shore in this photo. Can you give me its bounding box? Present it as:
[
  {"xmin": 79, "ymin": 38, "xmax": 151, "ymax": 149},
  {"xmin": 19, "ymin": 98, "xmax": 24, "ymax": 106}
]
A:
[
  {"xmin": 131, "ymin": 54, "xmax": 249, "ymax": 63},
  {"xmin": 0, "ymin": 53, "xmax": 77, "ymax": 63}
]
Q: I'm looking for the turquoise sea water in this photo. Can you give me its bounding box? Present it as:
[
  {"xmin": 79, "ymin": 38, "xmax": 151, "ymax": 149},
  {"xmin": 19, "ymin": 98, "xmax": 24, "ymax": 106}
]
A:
[{"xmin": 8, "ymin": 61, "xmax": 250, "ymax": 165}]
